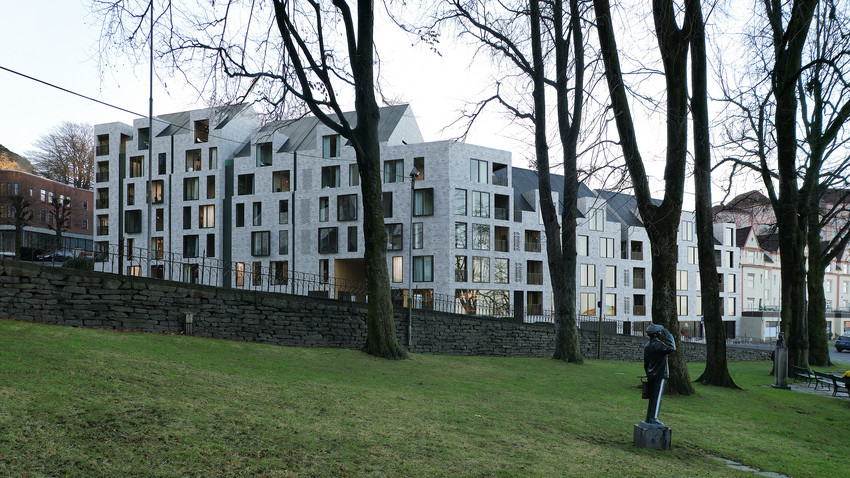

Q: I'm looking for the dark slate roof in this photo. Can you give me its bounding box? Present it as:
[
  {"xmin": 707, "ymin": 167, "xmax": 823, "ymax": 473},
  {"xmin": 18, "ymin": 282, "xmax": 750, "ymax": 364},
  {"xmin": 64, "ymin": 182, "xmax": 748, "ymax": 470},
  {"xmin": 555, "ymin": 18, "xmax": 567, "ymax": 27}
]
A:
[
  {"xmin": 757, "ymin": 232, "xmax": 780, "ymax": 253},
  {"xmin": 510, "ymin": 167, "xmax": 595, "ymax": 214},
  {"xmin": 594, "ymin": 189, "xmax": 646, "ymax": 228},
  {"xmin": 155, "ymin": 103, "xmax": 252, "ymax": 138},
  {"xmin": 259, "ymin": 104, "xmax": 412, "ymax": 153},
  {"xmin": 736, "ymin": 226, "xmax": 752, "ymax": 248},
  {"xmin": 714, "ymin": 189, "xmax": 770, "ymax": 213}
]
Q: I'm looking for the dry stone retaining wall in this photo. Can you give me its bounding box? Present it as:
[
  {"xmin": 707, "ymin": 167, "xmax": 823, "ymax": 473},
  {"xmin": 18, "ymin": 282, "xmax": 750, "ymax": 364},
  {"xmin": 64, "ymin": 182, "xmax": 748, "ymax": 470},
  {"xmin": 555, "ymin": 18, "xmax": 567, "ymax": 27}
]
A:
[{"xmin": 0, "ymin": 261, "xmax": 769, "ymax": 361}]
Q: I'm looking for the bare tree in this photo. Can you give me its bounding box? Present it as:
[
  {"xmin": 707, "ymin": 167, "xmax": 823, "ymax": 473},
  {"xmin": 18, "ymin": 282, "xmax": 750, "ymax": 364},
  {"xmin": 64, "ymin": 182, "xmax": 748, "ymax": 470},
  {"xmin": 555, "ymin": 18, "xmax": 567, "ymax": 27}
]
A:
[
  {"xmin": 29, "ymin": 122, "xmax": 94, "ymax": 190},
  {"xmin": 441, "ymin": 0, "xmax": 588, "ymax": 362},
  {"xmin": 95, "ymin": 0, "xmax": 406, "ymax": 359},
  {"xmin": 48, "ymin": 195, "xmax": 72, "ymax": 254},
  {"xmin": 593, "ymin": 0, "xmax": 696, "ymax": 395}
]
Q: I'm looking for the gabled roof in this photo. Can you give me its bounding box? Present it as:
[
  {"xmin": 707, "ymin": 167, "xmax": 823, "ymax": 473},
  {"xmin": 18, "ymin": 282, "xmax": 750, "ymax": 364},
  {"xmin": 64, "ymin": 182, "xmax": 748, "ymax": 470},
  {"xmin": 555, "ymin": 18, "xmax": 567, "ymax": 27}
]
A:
[
  {"xmin": 714, "ymin": 190, "xmax": 771, "ymax": 213},
  {"xmin": 593, "ymin": 189, "xmax": 662, "ymax": 228},
  {"xmin": 757, "ymin": 232, "xmax": 780, "ymax": 253},
  {"xmin": 510, "ymin": 167, "xmax": 595, "ymax": 213},
  {"xmin": 156, "ymin": 103, "xmax": 251, "ymax": 138},
  {"xmin": 736, "ymin": 226, "xmax": 752, "ymax": 248},
  {"xmin": 258, "ymin": 104, "xmax": 412, "ymax": 153}
]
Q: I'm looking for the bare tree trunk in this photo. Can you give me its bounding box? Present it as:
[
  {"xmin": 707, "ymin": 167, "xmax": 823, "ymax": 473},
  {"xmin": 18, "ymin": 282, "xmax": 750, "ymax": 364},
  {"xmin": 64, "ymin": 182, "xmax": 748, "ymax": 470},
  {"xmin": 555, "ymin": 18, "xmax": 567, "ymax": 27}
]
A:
[
  {"xmin": 806, "ymin": 212, "xmax": 830, "ymax": 366},
  {"xmin": 688, "ymin": 0, "xmax": 737, "ymax": 388}
]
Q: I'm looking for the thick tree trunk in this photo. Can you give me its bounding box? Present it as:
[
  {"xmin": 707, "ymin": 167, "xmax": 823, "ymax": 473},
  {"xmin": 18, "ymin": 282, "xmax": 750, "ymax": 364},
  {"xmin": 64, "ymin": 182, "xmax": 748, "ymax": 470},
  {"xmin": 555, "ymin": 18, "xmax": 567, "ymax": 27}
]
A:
[
  {"xmin": 648, "ymin": 227, "xmax": 693, "ymax": 395},
  {"xmin": 806, "ymin": 214, "xmax": 830, "ymax": 366},
  {"xmin": 688, "ymin": 0, "xmax": 737, "ymax": 388}
]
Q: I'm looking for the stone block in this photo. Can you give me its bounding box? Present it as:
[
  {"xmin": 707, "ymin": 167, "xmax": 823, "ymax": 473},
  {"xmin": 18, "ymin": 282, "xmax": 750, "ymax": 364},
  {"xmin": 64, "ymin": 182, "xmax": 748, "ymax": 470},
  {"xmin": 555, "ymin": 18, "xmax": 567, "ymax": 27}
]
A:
[{"xmin": 633, "ymin": 423, "xmax": 671, "ymax": 450}]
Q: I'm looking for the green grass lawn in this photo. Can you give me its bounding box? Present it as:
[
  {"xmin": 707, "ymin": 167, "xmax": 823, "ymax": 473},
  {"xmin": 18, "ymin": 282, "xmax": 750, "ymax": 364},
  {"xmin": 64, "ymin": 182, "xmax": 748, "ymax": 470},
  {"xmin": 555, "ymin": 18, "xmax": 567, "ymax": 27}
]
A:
[{"xmin": 1, "ymin": 319, "xmax": 848, "ymax": 477}]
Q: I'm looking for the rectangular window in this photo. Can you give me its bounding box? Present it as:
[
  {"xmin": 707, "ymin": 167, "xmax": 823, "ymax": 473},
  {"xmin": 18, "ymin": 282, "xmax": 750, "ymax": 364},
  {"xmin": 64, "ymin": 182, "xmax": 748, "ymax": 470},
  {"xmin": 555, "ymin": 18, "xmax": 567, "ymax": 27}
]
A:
[
  {"xmin": 235, "ymin": 262, "xmax": 245, "ymax": 287},
  {"xmin": 271, "ymin": 261, "xmax": 288, "ymax": 285},
  {"xmin": 319, "ymin": 197, "xmax": 329, "ymax": 222},
  {"xmin": 183, "ymin": 206, "xmax": 191, "ymax": 229},
  {"xmin": 577, "ymin": 235, "xmax": 588, "ymax": 256},
  {"xmin": 237, "ymin": 174, "xmax": 254, "ymax": 195},
  {"xmin": 472, "ymin": 257, "xmax": 490, "ymax": 283},
  {"xmin": 386, "ymin": 223, "xmax": 403, "ymax": 250},
  {"xmin": 688, "ymin": 246, "xmax": 698, "ymax": 264},
  {"xmin": 472, "ymin": 223, "xmax": 490, "ymax": 250},
  {"xmin": 455, "ymin": 256, "xmax": 468, "ymax": 282},
  {"xmin": 726, "ymin": 273, "xmax": 736, "ymax": 293},
  {"xmin": 472, "ymin": 191, "xmax": 490, "ymax": 218},
  {"xmin": 251, "ymin": 231, "xmax": 270, "ymax": 256},
  {"xmin": 185, "ymin": 150, "xmax": 201, "ymax": 172},
  {"xmin": 207, "ymin": 233, "xmax": 215, "ymax": 257},
  {"xmin": 382, "ymin": 192, "xmax": 393, "ymax": 218},
  {"xmin": 599, "ymin": 237, "xmax": 614, "ymax": 258},
  {"xmin": 631, "ymin": 241, "xmax": 644, "ymax": 260},
  {"xmin": 150, "ymin": 180, "xmax": 164, "ymax": 204},
  {"xmin": 454, "ymin": 189, "xmax": 467, "ymax": 215},
  {"xmin": 124, "ymin": 210, "xmax": 142, "ymax": 233},
  {"xmin": 455, "ymin": 222, "xmax": 467, "ymax": 249},
  {"xmin": 527, "ymin": 261, "xmax": 543, "ymax": 285},
  {"xmin": 580, "ymin": 292, "xmax": 596, "ymax": 316},
  {"xmin": 470, "ymin": 158, "xmax": 488, "ymax": 183},
  {"xmin": 633, "ymin": 267, "xmax": 646, "ymax": 289},
  {"xmin": 183, "ymin": 234, "xmax": 199, "ymax": 258},
  {"xmin": 272, "ymin": 170, "xmax": 290, "ymax": 192},
  {"xmin": 580, "ymin": 264, "xmax": 596, "ymax": 287},
  {"xmin": 392, "ymin": 257, "xmax": 403, "ymax": 283},
  {"xmin": 319, "ymin": 259, "xmax": 329, "ymax": 283},
  {"xmin": 127, "ymin": 183, "xmax": 135, "ymax": 206},
  {"xmin": 677, "ymin": 295, "xmax": 688, "ymax": 316},
  {"xmin": 155, "ymin": 208, "xmax": 164, "ymax": 232},
  {"xmin": 235, "ymin": 203, "xmax": 245, "ymax": 227},
  {"xmin": 279, "ymin": 200, "xmax": 289, "ymax": 224},
  {"xmin": 383, "ymin": 159, "xmax": 404, "ymax": 183},
  {"xmin": 138, "ymin": 127, "xmax": 149, "ymax": 150},
  {"xmin": 337, "ymin": 194, "xmax": 358, "ymax": 221},
  {"xmin": 183, "ymin": 177, "xmax": 199, "ymax": 200},
  {"xmin": 199, "ymin": 205, "xmax": 215, "ymax": 228},
  {"xmin": 158, "ymin": 153, "xmax": 167, "ymax": 175},
  {"xmin": 256, "ymin": 142, "xmax": 273, "ymax": 167},
  {"xmin": 413, "ymin": 157, "xmax": 424, "ymax": 180},
  {"xmin": 318, "ymin": 227, "xmax": 338, "ymax": 254},
  {"xmin": 321, "ymin": 165, "xmax": 340, "ymax": 188},
  {"xmin": 725, "ymin": 227, "xmax": 735, "ymax": 247},
  {"xmin": 682, "ymin": 221, "xmax": 694, "ymax": 241},
  {"xmin": 494, "ymin": 258, "xmax": 509, "ymax": 284},
  {"xmin": 194, "ymin": 119, "xmax": 209, "ymax": 143},
  {"xmin": 525, "ymin": 230, "xmax": 542, "ymax": 253},
  {"xmin": 414, "ymin": 189, "xmax": 434, "ymax": 216},
  {"xmin": 279, "ymin": 230, "xmax": 289, "ymax": 255},
  {"xmin": 605, "ymin": 265, "xmax": 616, "ymax": 288},
  {"xmin": 151, "ymin": 237, "xmax": 164, "ymax": 260},
  {"xmin": 347, "ymin": 226, "xmax": 358, "ymax": 252},
  {"xmin": 130, "ymin": 155, "xmax": 144, "ymax": 177},
  {"xmin": 252, "ymin": 202, "xmax": 262, "ymax": 226},
  {"xmin": 589, "ymin": 208, "xmax": 604, "ymax": 231},
  {"xmin": 727, "ymin": 251, "xmax": 734, "ymax": 268},
  {"xmin": 323, "ymin": 134, "xmax": 341, "ymax": 158},
  {"xmin": 413, "ymin": 256, "xmax": 433, "ymax": 282},
  {"xmin": 96, "ymin": 134, "xmax": 109, "ymax": 156},
  {"xmin": 605, "ymin": 293, "xmax": 616, "ymax": 316},
  {"xmin": 207, "ymin": 175, "xmax": 215, "ymax": 199},
  {"xmin": 349, "ymin": 164, "xmax": 359, "ymax": 186},
  {"xmin": 209, "ymin": 147, "xmax": 217, "ymax": 169},
  {"xmin": 253, "ymin": 262, "xmax": 262, "ymax": 286},
  {"xmin": 413, "ymin": 222, "xmax": 423, "ymax": 249},
  {"xmin": 676, "ymin": 270, "xmax": 688, "ymax": 291}
]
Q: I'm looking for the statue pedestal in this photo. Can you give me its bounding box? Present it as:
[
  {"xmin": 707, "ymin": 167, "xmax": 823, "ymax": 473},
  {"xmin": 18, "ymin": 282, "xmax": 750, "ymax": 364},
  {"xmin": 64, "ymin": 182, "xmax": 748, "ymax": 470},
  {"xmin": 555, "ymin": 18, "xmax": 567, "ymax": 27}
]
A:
[{"xmin": 634, "ymin": 422, "xmax": 671, "ymax": 450}]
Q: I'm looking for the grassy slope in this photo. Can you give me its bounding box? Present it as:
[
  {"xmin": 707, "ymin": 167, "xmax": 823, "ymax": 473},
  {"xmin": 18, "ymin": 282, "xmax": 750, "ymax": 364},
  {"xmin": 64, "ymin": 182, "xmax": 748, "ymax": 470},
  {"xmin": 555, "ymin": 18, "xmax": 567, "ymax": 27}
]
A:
[{"xmin": 0, "ymin": 319, "xmax": 847, "ymax": 477}]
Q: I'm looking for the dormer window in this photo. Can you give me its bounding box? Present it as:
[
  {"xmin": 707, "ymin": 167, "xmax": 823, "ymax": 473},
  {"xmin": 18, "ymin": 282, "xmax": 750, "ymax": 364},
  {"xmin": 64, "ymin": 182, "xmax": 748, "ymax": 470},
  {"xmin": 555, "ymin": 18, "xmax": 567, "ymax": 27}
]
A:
[
  {"xmin": 323, "ymin": 134, "xmax": 340, "ymax": 158},
  {"xmin": 194, "ymin": 120, "xmax": 209, "ymax": 143},
  {"xmin": 256, "ymin": 142, "xmax": 273, "ymax": 167}
]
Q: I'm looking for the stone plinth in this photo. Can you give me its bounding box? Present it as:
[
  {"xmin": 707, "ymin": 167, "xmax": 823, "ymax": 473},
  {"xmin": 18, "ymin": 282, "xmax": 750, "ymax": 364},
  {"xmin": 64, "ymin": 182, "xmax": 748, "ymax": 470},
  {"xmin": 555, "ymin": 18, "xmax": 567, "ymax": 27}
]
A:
[{"xmin": 634, "ymin": 422, "xmax": 671, "ymax": 450}]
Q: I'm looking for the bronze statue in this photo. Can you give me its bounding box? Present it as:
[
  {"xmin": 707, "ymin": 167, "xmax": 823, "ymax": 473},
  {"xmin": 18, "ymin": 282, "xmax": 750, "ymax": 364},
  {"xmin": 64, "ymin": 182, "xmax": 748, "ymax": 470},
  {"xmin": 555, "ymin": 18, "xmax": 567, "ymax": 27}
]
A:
[{"xmin": 643, "ymin": 324, "xmax": 675, "ymax": 428}]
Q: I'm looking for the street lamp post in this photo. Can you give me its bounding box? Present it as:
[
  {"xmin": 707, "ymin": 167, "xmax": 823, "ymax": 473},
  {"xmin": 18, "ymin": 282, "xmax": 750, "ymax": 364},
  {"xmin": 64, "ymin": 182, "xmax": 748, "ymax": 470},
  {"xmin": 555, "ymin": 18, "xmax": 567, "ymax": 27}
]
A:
[{"xmin": 408, "ymin": 166, "xmax": 419, "ymax": 348}]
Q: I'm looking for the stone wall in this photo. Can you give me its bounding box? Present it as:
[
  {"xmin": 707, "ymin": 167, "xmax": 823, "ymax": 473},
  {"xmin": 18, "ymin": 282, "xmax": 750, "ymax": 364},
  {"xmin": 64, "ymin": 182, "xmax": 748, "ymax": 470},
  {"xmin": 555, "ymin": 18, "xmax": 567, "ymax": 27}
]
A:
[{"xmin": 0, "ymin": 261, "xmax": 770, "ymax": 361}]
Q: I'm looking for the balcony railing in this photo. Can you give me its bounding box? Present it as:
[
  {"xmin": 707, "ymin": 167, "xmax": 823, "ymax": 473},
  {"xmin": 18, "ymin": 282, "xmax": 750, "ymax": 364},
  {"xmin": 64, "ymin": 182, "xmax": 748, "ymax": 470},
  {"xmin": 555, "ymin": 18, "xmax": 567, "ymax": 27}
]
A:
[
  {"xmin": 492, "ymin": 174, "xmax": 508, "ymax": 186},
  {"xmin": 96, "ymin": 145, "xmax": 109, "ymax": 156},
  {"xmin": 633, "ymin": 305, "xmax": 646, "ymax": 316},
  {"xmin": 527, "ymin": 272, "xmax": 543, "ymax": 285},
  {"xmin": 97, "ymin": 226, "xmax": 109, "ymax": 236},
  {"xmin": 633, "ymin": 278, "xmax": 646, "ymax": 289},
  {"xmin": 631, "ymin": 251, "xmax": 643, "ymax": 261},
  {"xmin": 96, "ymin": 199, "xmax": 109, "ymax": 209},
  {"xmin": 525, "ymin": 242, "xmax": 541, "ymax": 253},
  {"xmin": 494, "ymin": 239, "xmax": 509, "ymax": 252},
  {"xmin": 494, "ymin": 207, "xmax": 509, "ymax": 220},
  {"xmin": 96, "ymin": 172, "xmax": 109, "ymax": 183}
]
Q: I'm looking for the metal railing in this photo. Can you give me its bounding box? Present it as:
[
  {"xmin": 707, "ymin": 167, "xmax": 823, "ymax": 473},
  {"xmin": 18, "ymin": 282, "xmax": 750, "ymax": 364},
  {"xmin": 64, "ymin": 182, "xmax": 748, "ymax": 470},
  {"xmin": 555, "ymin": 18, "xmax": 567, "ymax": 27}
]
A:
[
  {"xmin": 96, "ymin": 172, "xmax": 109, "ymax": 183},
  {"xmin": 525, "ymin": 242, "xmax": 541, "ymax": 253},
  {"xmin": 494, "ymin": 207, "xmax": 509, "ymax": 220},
  {"xmin": 633, "ymin": 278, "xmax": 646, "ymax": 289},
  {"xmin": 96, "ymin": 145, "xmax": 109, "ymax": 156},
  {"xmin": 527, "ymin": 272, "xmax": 544, "ymax": 285}
]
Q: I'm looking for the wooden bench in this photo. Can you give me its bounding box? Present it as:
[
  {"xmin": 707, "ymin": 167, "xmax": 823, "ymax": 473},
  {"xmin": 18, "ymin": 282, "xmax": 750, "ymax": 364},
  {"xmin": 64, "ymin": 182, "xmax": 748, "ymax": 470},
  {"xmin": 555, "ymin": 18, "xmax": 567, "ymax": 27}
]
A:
[
  {"xmin": 831, "ymin": 376, "xmax": 850, "ymax": 397},
  {"xmin": 813, "ymin": 371, "xmax": 834, "ymax": 392},
  {"xmin": 791, "ymin": 366, "xmax": 816, "ymax": 386}
]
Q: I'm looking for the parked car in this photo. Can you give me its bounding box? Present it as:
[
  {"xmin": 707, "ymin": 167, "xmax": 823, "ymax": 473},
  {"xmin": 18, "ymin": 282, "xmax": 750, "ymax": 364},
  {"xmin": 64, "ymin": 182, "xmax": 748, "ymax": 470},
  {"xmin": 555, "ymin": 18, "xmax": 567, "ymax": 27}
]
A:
[
  {"xmin": 37, "ymin": 251, "xmax": 72, "ymax": 262},
  {"xmin": 836, "ymin": 336, "xmax": 850, "ymax": 352}
]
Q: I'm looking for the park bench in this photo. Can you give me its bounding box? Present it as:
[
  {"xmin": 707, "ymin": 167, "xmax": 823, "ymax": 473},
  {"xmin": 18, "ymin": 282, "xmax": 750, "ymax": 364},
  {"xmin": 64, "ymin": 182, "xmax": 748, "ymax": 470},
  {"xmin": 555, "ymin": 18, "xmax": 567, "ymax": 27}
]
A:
[
  {"xmin": 791, "ymin": 366, "xmax": 816, "ymax": 386},
  {"xmin": 831, "ymin": 376, "xmax": 850, "ymax": 397},
  {"xmin": 813, "ymin": 371, "xmax": 834, "ymax": 392}
]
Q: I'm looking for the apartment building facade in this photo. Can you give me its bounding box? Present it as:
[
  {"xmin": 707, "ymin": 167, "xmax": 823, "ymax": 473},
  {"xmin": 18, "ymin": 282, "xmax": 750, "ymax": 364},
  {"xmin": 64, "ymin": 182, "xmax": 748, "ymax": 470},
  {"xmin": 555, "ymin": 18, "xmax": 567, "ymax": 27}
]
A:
[
  {"xmin": 0, "ymin": 169, "xmax": 93, "ymax": 257},
  {"xmin": 94, "ymin": 104, "xmax": 742, "ymax": 336}
]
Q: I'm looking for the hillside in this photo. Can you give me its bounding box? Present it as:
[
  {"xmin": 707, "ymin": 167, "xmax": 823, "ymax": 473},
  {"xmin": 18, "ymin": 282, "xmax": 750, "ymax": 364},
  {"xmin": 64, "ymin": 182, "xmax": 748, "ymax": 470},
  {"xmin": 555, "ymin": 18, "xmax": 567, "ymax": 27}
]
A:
[{"xmin": 0, "ymin": 144, "xmax": 34, "ymax": 173}]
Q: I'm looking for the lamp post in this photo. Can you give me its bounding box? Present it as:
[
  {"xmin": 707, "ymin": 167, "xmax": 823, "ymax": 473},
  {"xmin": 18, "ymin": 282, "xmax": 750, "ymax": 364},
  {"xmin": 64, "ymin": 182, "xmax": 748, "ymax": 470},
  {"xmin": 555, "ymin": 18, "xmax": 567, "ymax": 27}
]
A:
[{"xmin": 408, "ymin": 166, "xmax": 419, "ymax": 348}]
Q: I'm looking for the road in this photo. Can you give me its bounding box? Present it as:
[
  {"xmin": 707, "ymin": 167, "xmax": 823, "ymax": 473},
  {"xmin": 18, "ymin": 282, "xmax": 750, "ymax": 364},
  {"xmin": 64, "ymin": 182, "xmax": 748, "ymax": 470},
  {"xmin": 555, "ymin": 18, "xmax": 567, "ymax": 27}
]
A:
[{"xmin": 830, "ymin": 347, "xmax": 849, "ymax": 368}]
